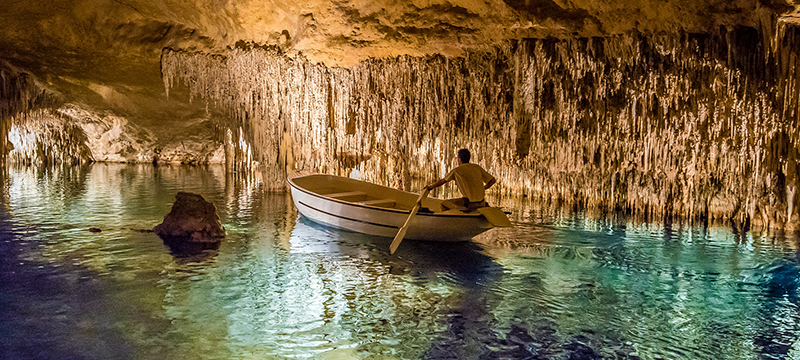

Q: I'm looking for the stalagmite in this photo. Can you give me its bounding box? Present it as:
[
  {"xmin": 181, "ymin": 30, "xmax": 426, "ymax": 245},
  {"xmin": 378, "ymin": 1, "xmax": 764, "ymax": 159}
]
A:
[{"xmin": 162, "ymin": 26, "xmax": 800, "ymax": 229}]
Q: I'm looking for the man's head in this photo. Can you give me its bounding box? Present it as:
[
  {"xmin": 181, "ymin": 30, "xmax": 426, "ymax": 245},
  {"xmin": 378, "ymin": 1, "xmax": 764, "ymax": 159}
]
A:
[{"xmin": 457, "ymin": 148, "xmax": 471, "ymax": 164}]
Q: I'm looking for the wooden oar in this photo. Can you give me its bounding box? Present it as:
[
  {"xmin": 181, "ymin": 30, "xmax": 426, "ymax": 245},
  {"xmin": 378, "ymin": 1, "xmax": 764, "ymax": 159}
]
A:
[
  {"xmin": 477, "ymin": 207, "xmax": 512, "ymax": 227},
  {"xmin": 390, "ymin": 188, "xmax": 430, "ymax": 254}
]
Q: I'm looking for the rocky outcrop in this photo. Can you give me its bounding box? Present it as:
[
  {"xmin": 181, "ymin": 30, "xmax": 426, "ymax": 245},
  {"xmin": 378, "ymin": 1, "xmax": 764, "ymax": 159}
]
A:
[{"xmin": 154, "ymin": 192, "xmax": 225, "ymax": 245}]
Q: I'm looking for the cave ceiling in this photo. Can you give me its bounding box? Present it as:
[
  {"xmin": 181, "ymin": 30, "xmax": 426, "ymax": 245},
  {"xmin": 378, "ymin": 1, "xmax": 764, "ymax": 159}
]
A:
[{"xmin": 0, "ymin": 0, "xmax": 797, "ymax": 152}]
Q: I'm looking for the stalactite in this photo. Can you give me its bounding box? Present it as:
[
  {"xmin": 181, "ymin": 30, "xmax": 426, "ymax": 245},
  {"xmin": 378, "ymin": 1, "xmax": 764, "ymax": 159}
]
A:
[
  {"xmin": 6, "ymin": 110, "xmax": 92, "ymax": 166},
  {"xmin": 0, "ymin": 68, "xmax": 61, "ymax": 156},
  {"xmin": 4, "ymin": 105, "xmax": 218, "ymax": 166},
  {"xmin": 162, "ymin": 26, "xmax": 800, "ymax": 230}
]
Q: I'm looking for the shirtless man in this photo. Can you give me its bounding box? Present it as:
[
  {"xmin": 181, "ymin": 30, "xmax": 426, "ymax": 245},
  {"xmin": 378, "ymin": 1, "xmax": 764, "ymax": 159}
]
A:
[{"xmin": 424, "ymin": 148, "xmax": 496, "ymax": 212}]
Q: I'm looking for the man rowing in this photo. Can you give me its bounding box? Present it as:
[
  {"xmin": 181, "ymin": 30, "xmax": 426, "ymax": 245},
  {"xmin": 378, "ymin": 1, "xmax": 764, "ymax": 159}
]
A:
[{"xmin": 424, "ymin": 148, "xmax": 496, "ymax": 212}]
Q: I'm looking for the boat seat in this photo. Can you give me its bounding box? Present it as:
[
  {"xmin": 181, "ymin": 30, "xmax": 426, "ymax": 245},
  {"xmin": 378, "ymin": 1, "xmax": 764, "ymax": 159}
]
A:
[
  {"xmin": 325, "ymin": 191, "xmax": 366, "ymax": 199},
  {"xmin": 358, "ymin": 198, "xmax": 396, "ymax": 207}
]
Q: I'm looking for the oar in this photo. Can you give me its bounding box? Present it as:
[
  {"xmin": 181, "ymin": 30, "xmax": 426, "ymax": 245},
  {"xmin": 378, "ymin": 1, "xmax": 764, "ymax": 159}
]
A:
[
  {"xmin": 477, "ymin": 207, "xmax": 512, "ymax": 227},
  {"xmin": 390, "ymin": 188, "xmax": 430, "ymax": 254}
]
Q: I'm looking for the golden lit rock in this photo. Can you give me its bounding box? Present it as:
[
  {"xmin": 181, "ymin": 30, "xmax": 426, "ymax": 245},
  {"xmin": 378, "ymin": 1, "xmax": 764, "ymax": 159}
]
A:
[{"xmin": 2, "ymin": 0, "xmax": 800, "ymax": 229}]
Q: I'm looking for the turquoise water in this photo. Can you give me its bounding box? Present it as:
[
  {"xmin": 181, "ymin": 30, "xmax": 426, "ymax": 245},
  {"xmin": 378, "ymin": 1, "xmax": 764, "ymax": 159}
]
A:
[{"xmin": 1, "ymin": 164, "xmax": 799, "ymax": 359}]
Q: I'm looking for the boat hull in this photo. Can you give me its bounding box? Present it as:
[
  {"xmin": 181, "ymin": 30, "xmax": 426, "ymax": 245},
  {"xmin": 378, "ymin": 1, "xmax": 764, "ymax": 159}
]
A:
[{"xmin": 289, "ymin": 175, "xmax": 493, "ymax": 242}]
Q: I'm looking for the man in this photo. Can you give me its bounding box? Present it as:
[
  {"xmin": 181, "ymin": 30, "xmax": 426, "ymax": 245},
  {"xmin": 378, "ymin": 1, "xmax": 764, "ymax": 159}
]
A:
[{"xmin": 425, "ymin": 148, "xmax": 496, "ymax": 212}]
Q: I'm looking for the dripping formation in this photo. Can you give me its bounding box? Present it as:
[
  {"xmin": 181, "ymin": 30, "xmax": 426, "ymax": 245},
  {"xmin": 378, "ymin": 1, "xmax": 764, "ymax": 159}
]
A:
[
  {"xmin": 0, "ymin": 68, "xmax": 62, "ymax": 157},
  {"xmin": 161, "ymin": 25, "xmax": 800, "ymax": 231},
  {"xmin": 0, "ymin": 67, "xmax": 224, "ymax": 166}
]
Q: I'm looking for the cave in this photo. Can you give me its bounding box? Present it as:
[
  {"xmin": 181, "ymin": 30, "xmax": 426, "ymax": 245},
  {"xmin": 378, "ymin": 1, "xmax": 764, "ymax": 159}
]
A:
[{"xmin": 3, "ymin": 1, "xmax": 800, "ymax": 359}]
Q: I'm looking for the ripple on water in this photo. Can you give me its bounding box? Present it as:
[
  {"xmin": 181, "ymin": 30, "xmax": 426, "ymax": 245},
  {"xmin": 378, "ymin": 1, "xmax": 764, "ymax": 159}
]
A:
[{"xmin": 3, "ymin": 164, "xmax": 800, "ymax": 359}]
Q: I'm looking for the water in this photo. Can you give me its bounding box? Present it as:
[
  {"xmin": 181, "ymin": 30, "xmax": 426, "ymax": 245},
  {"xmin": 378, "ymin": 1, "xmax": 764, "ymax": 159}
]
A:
[{"xmin": 1, "ymin": 164, "xmax": 800, "ymax": 360}]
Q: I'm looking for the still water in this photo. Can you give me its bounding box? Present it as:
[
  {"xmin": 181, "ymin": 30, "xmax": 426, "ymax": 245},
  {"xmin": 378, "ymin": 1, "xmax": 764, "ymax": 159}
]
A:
[{"xmin": 1, "ymin": 164, "xmax": 799, "ymax": 360}]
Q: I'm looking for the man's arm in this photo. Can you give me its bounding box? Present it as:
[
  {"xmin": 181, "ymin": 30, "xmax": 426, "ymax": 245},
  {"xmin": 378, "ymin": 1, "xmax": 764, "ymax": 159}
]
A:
[
  {"xmin": 484, "ymin": 177, "xmax": 496, "ymax": 190},
  {"xmin": 425, "ymin": 178, "xmax": 449, "ymax": 190}
]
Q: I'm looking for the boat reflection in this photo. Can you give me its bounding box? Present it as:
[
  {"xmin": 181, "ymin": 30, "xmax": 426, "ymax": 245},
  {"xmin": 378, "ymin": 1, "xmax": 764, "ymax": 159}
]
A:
[{"xmin": 291, "ymin": 214, "xmax": 503, "ymax": 283}]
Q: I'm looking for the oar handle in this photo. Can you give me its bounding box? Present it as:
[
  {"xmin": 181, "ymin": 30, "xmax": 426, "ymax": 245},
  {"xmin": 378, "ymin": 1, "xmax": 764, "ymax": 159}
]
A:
[{"xmin": 416, "ymin": 187, "xmax": 430, "ymax": 205}]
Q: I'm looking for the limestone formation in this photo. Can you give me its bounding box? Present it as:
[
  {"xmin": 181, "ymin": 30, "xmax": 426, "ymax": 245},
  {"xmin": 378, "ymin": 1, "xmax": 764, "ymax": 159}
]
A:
[
  {"xmin": 161, "ymin": 25, "xmax": 800, "ymax": 230},
  {"xmin": 154, "ymin": 192, "xmax": 225, "ymax": 244},
  {"xmin": 2, "ymin": 0, "xmax": 800, "ymax": 230}
]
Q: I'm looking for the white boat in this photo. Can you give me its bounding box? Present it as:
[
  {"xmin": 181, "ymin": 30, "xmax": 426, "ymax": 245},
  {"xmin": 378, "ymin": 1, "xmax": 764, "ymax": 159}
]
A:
[{"xmin": 288, "ymin": 174, "xmax": 495, "ymax": 241}]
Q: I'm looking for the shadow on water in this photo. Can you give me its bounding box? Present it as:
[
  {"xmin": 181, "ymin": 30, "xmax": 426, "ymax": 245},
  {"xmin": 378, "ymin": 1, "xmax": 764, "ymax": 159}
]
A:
[
  {"xmin": 294, "ymin": 214, "xmax": 502, "ymax": 285},
  {"xmin": 296, "ymin": 215, "xmax": 573, "ymax": 359},
  {"xmin": 0, "ymin": 222, "xmax": 137, "ymax": 360},
  {"xmin": 163, "ymin": 242, "xmax": 220, "ymax": 262},
  {"xmin": 160, "ymin": 238, "xmax": 221, "ymax": 261},
  {"xmin": 397, "ymin": 241, "xmax": 502, "ymax": 286},
  {"xmin": 411, "ymin": 250, "xmax": 617, "ymax": 359},
  {"xmin": 294, "ymin": 215, "xmax": 636, "ymax": 359},
  {"xmin": 754, "ymin": 259, "xmax": 800, "ymax": 358},
  {"xmin": 752, "ymin": 231, "xmax": 800, "ymax": 359}
]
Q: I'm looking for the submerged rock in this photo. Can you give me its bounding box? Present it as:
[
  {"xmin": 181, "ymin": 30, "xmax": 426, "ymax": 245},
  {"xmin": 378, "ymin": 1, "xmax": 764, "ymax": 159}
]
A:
[{"xmin": 154, "ymin": 192, "xmax": 225, "ymax": 245}]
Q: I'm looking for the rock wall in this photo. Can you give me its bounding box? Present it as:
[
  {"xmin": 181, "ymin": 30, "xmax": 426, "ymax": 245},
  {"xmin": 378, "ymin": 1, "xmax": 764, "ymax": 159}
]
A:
[
  {"xmin": 1, "ymin": 63, "xmax": 224, "ymax": 166},
  {"xmin": 163, "ymin": 24, "xmax": 800, "ymax": 230},
  {"xmin": 3, "ymin": 105, "xmax": 225, "ymax": 165}
]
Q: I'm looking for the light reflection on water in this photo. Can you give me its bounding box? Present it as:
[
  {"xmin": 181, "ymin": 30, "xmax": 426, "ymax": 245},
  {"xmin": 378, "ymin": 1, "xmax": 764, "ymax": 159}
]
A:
[{"xmin": 1, "ymin": 164, "xmax": 800, "ymax": 359}]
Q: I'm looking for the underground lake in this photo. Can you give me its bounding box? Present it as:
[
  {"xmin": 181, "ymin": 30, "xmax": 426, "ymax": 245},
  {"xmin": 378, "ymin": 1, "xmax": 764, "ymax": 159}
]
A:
[{"xmin": 1, "ymin": 163, "xmax": 799, "ymax": 359}]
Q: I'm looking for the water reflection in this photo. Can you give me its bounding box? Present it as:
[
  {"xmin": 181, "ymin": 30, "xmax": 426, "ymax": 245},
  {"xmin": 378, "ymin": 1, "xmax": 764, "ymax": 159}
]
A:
[{"xmin": 1, "ymin": 164, "xmax": 800, "ymax": 359}]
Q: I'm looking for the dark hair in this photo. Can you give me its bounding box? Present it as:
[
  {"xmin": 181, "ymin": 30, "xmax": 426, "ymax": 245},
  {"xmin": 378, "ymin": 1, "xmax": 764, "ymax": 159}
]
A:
[{"xmin": 457, "ymin": 148, "xmax": 471, "ymax": 163}]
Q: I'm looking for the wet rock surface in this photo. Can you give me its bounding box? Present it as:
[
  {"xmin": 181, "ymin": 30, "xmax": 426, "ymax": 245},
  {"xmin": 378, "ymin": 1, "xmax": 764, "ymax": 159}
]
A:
[{"xmin": 154, "ymin": 192, "xmax": 225, "ymax": 245}]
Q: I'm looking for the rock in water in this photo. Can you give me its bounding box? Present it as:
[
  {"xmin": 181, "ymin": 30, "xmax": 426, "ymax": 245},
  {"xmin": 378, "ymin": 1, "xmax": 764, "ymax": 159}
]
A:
[{"xmin": 154, "ymin": 192, "xmax": 225, "ymax": 244}]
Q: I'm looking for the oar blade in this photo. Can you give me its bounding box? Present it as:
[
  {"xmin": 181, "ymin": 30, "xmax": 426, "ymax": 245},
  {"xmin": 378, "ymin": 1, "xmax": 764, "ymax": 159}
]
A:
[
  {"xmin": 389, "ymin": 225, "xmax": 410, "ymax": 254},
  {"xmin": 477, "ymin": 207, "xmax": 512, "ymax": 227}
]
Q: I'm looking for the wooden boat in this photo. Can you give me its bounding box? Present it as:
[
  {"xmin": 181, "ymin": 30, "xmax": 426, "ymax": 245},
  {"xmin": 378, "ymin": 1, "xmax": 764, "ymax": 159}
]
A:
[{"xmin": 288, "ymin": 174, "xmax": 495, "ymax": 241}]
